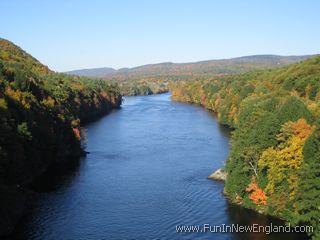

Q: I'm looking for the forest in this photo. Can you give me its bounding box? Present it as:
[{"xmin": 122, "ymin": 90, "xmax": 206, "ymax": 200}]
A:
[
  {"xmin": 0, "ymin": 38, "xmax": 122, "ymax": 235},
  {"xmin": 68, "ymin": 55, "xmax": 313, "ymax": 96},
  {"xmin": 116, "ymin": 77, "xmax": 169, "ymax": 96},
  {"xmin": 170, "ymin": 56, "xmax": 320, "ymax": 239},
  {"xmin": 1, "ymin": 37, "xmax": 319, "ymax": 239}
]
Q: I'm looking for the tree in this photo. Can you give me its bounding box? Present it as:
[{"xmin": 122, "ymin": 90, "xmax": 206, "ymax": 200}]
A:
[
  {"xmin": 295, "ymin": 129, "xmax": 320, "ymax": 239},
  {"xmin": 276, "ymin": 96, "xmax": 314, "ymax": 124},
  {"xmin": 258, "ymin": 119, "xmax": 312, "ymax": 212},
  {"xmin": 246, "ymin": 176, "xmax": 267, "ymax": 205}
]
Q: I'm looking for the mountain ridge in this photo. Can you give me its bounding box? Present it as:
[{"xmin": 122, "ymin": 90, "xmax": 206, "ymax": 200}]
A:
[
  {"xmin": 65, "ymin": 54, "xmax": 317, "ymax": 78},
  {"xmin": 65, "ymin": 67, "xmax": 116, "ymax": 77}
]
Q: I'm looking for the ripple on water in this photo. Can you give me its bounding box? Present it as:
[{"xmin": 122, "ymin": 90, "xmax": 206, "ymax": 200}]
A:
[{"xmin": 9, "ymin": 93, "xmax": 305, "ymax": 240}]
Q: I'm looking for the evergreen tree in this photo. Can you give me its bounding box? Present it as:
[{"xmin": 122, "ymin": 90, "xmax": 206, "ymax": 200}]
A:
[{"xmin": 296, "ymin": 129, "xmax": 320, "ymax": 239}]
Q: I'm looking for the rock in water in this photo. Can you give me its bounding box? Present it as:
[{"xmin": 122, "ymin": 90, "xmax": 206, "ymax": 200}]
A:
[{"xmin": 208, "ymin": 168, "xmax": 227, "ymax": 181}]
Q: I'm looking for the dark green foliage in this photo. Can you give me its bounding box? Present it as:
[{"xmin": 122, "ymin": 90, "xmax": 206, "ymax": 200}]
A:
[
  {"xmin": 225, "ymin": 159, "xmax": 249, "ymax": 198},
  {"xmin": 276, "ymin": 96, "xmax": 314, "ymax": 124},
  {"xmin": 226, "ymin": 98, "xmax": 280, "ymax": 197},
  {"xmin": 239, "ymin": 84, "xmax": 255, "ymax": 98},
  {"xmin": 17, "ymin": 122, "xmax": 32, "ymax": 140},
  {"xmin": 296, "ymin": 130, "xmax": 320, "ymax": 239}
]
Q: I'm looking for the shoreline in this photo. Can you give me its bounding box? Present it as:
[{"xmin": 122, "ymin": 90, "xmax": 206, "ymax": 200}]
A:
[
  {"xmin": 207, "ymin": 168, "xmax": 305, "ymax": 227},
  {"xmin": 0, "ymin": 106, "xmax": 121, "ymax": 238},
  {"xmin": 122, "ymin": 90, "xmax": 169, "ymax": 97}
]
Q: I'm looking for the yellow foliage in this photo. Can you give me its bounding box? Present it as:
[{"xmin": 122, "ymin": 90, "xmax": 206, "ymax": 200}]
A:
[
  {"xmin": 258, "ymin": 118, "xmax": 312, "ymax": 199},
  {"xmin": 5, "ymin": 87, "xmax": 21, "ymax": 102},
  {"xmin": 0, "ymin": 98, "xmax": 7, "ymax": 109},
  {"xmin": 42, "ymin": 96, "xmax": 55, "ymax": 108},
  {"xmin": 5, "ymin": 87, "xmax": 31, "ymax": 109},
  {"xmin": 228, "ymin": 105, "xmax": 237, "ymax": 121},
  {"xmin": 307, "ymin": 102, "xmax": 320, "ymax": 118},
  {"xmin": 214, "ymin": 95, "xmax": 221, "ymax": 109}
]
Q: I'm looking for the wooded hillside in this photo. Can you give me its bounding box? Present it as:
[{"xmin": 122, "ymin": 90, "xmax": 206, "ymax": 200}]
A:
[{"xmin": 171, "ymin": 56, "xmax": 320, "ymax": 239}]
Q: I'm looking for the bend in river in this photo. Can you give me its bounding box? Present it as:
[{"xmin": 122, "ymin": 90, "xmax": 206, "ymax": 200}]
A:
[{"xmin": 10, "ymin": 93, "xmax": 307, "ymax": 240}]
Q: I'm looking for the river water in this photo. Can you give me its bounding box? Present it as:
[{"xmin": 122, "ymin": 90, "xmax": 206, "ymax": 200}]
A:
[{"xmin": 10, "ymin": 93, "xmax": 307, "ymax": 240}]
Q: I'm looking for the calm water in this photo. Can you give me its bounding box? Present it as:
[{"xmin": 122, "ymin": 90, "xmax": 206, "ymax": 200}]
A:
[{"xmin": 10, "ymin": 93, "xmax": 307, "ymax": 240}]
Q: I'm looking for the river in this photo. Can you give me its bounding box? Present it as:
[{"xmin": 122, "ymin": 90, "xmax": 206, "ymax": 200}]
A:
[{"xmin": 10, "ymin": 93, "xmax": 307, "ymax": 240}]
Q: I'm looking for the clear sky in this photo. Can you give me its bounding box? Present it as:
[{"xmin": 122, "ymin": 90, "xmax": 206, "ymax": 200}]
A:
[{"xmin": 1, "ymin": 0, "xmax": 319, "ymax": 72}]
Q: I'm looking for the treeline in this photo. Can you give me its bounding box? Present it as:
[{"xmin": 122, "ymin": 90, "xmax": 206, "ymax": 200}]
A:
[
  {"xmin": 109, "ymin": 75, "xmax": 214, "ymax": 96},
  {"xmin": 117, "ymin": 78, "xmax": 169, "ymax": 96},
  {"xmin": 100, "ymin": 54, "xmax": 314, "ymax": 96},
  {"xmin": 102, "ymin": 54, "xmax": 313, "ymax": 79},
  {"xmin": 170, "ymin": 56, "xmax": 320, "ymax": 239},
  {"xmin": 0, "ymin": 39, "xmax": 122, "ymax": 236}
]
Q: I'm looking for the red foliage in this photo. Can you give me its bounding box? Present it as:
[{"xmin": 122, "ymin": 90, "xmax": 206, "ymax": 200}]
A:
[
  {"xmin": 201, "ymin": 94, "xmax": 206, "ymax": 105},
  {"xmin": 246, "ymin": 176, "xmax": 267, "ymax": 205},
  {"xmin": 72, "ymin": 128, "xmax": 81, "ymax": 140}
]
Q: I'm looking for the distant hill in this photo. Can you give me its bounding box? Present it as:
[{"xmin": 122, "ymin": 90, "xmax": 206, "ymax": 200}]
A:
[
  {"xmin": 65, "ymin": 54, "xmax": 316, "ymax": 79},
  {"xmin": 113, "ymin": 55, "xmax": 316, "ymax": 77},
  {"xmin": 65, "ymin": 67, "xmax": 116, "ymax": 77}
]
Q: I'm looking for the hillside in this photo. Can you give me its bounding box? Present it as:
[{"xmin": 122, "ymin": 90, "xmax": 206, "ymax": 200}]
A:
[
  {"xmin": 66, "ymin": 55, "xmax": 316, "ymax": 96},
  {"xmin": 0, "ymin": 38, "xmax": 122, "ymax": 236},
  {"xmin": 65, "ymin": 67, "xmax": 116, "ymax": 77},
  {"xmin": 67, "ymin": 54, "xmax": 315, "ymax": 78},
  {"xmin": 170, "ymin": 56, "xmax": 320, "ymax": 239},
  {"xmin": 112, "ymin": 55, "xmax": 315, "ymax": 77}
]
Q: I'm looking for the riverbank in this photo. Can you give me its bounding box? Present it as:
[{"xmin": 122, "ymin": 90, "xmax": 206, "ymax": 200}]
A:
[
  {"xmin": 170, "ymin": 56, "xmax": 320, "ymax": 238},
  {"xmin": 173, "ymin": 90, "xmax": 308, "ymax": 226},
  {"xmin": 0, "ymin": 39, "xmax": 122, "ymax": 237},
  {"xmin": 171, "ymin": 95, "xmax": 292, "ymax": 216},
  {"xmin": 207, "ymin": 168, "xmax": 287, "ymax": 218},
  {"xmin": 0, "ymin": 106, "xmax": 122, "ymax": 237},
  {"xmin": 208, "ymin": 168, "xmax": 227, "ymax": 181}
]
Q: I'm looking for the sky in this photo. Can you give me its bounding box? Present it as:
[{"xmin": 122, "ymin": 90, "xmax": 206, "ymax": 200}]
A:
[{"xmin": 1, "ymin": 0, "xmax": 319, "ymax": 72}]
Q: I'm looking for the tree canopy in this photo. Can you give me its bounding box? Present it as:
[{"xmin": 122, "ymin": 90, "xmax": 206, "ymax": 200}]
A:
[{"xmin": 170, "ymin": 55, "xmax": 320, "ymax": 239}]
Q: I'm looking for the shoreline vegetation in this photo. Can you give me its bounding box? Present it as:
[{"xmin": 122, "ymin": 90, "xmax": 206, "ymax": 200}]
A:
[
  {"xmin": 1, "ymin": 38, "xmax": 319, "ymax": 239},
  {"xmin": 0, "ymin": 39, "xmax": 122, "ymax": 236},
  {"xmin": 170, "ymin": 56, "xmax": 320, "ymax": 239}
]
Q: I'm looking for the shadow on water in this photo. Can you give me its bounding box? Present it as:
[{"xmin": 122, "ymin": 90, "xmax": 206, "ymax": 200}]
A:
[
  {"xmin": 4, "ymin": 156, "xmax": 84, "ymax": 240},
  {"xmin": 227, "ymin": 204, "xmax": 309, "ymax": 240},
  {"xmin": 30, "ymin": 156, "xmax": 83, "ymax": 192}
]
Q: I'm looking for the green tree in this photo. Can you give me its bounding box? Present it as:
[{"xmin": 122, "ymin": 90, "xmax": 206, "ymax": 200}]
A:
[{"xmin": 296, "ymin": 129, "xmax": 320, "ymax": 239}]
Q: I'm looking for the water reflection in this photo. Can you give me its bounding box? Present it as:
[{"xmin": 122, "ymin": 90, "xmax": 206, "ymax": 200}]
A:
[{"xmin": 9, "ymin": 93, "xmax": 308, "ymax": 240}]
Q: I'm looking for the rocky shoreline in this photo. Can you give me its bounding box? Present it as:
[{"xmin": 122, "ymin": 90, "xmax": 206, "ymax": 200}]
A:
[{"xmin": 207, "ymin": 168, "xmax": 227, "ymax": 181}]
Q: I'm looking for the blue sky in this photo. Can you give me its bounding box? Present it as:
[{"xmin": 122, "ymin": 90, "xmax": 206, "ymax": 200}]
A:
[{"xmin": 1, "ymin": 0, "xmax": 319, "ymax": 71}]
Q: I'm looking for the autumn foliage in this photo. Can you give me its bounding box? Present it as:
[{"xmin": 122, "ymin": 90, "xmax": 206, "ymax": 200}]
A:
[
  {"xmin": 258, "ymin": 118, "xmax": 312, "ymax": 200},
  {"xmin": 170, "ymin": 55, "xmax": 320, "ymax": 238},
  {"xmin": 72, "ymin": 128, "xmax": 81, "ymax": 140},
  {"xmin": 290, "ymin": 118, "xmax": 313, "ymax": 139},
  {"xmin": 246, "ymin": 176, "xmax": 267, "ymax": 205},
  {"xmin": 0, "ymin": 38, "xmax": 122, "ymax": 236}
]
